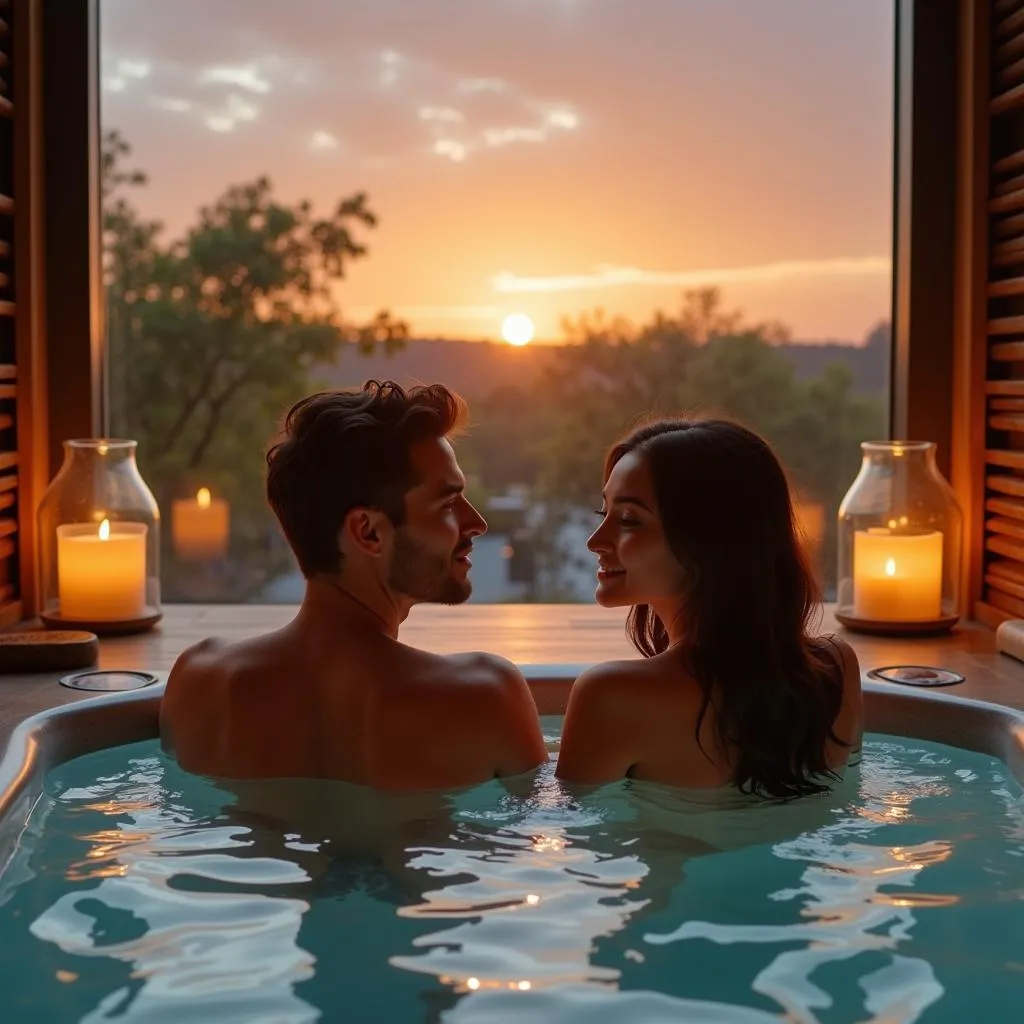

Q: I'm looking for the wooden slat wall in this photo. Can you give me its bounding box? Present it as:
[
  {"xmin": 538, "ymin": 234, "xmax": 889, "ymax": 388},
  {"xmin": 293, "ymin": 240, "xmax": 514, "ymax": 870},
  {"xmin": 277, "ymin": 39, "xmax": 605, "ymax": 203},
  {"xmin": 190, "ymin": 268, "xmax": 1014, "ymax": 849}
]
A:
[
  {"xmin": 978, "ymin": 0, "xmax": 1024, "ymax": 625},
  {"xmin": 0, "ymin": 0, "xmax": 23, "ymax": 628}
]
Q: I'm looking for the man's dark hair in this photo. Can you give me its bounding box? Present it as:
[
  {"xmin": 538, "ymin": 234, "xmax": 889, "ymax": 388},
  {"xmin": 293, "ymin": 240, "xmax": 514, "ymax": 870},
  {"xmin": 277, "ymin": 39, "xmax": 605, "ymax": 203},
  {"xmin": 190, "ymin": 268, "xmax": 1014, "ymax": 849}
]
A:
[{"xmin": 266, "ymin": 380, "xmax": 467, "ymax": 577}]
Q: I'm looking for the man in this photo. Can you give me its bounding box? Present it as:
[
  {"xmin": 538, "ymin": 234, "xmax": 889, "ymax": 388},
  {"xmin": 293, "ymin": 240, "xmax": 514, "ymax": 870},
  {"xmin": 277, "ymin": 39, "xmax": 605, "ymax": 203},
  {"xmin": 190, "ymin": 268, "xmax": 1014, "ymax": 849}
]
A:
[{"xmin": 160, "ymin": 380, "xmax": 547, "ymax": 790}]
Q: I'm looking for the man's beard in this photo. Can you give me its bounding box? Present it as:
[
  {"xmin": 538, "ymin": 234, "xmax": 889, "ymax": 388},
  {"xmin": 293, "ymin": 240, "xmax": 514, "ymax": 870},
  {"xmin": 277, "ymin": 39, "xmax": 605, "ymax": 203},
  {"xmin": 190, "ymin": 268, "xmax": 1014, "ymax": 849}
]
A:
[{"xmin": 388, "ymin": 529, "xmax": 472, "ymax": 605}]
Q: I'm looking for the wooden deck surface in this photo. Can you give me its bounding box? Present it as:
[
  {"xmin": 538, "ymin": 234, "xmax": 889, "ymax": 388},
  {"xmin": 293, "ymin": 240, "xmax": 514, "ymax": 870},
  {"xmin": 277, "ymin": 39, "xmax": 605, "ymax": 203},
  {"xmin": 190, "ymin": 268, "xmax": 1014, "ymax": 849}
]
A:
[{"xmin": 2, "ymin": 603, "xmax": 1024, "ymax": 756}]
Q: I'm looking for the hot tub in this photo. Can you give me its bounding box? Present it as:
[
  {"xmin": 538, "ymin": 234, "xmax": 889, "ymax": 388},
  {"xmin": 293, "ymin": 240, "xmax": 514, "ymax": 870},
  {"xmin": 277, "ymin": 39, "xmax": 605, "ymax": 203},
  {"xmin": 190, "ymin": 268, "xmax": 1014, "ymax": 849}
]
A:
[{"xmin": 0, "ymin": 669, "xmax": 1022, "ymax": 1022}]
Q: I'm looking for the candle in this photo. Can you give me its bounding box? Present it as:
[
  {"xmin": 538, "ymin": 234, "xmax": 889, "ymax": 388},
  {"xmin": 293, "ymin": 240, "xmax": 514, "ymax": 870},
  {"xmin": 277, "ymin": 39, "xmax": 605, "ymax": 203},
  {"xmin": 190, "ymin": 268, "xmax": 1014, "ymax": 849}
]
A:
[
  {"xmin": 57, "ymin": 519, "xmax": 147, "ymax": 621},
  {"xmin": 172, "ymin": 487, "xmax": 230, "ymax": 561},
  {"xmin": 853, "ymin": 527, "xmax": 943, "ymax": 621}
]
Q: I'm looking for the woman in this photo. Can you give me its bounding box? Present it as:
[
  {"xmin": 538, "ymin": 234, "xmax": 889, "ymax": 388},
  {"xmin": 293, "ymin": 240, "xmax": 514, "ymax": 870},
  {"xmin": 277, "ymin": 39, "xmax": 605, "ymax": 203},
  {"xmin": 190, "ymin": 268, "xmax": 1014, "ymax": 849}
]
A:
[{"xmin": 555, "ymin": 418, "xmax": 863, "ymax": 798}]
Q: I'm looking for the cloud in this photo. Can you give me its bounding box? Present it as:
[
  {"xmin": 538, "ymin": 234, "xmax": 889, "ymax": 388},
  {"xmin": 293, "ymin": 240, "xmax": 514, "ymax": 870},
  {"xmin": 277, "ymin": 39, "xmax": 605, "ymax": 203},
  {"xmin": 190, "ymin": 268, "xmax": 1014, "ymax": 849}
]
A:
[
  {"xmin": 118, "ymin": 59, "xmax": 152, "ymax": 79},
  {"xmin": 433, "ymin": 139, "xmax": 468, "ymax": 162},
  {"xmin": 483, "ymin": 126, "xmax": 546, "ymax": 147},
  {"xmin": 102, "ymin": 40, "xmax": 579, "ymax": 158},
  {"xmin": 309, "ymin": 130, "xmax": 340, "ymax": 151},
  {"xmin": 202, "ymin": 93, "xmax": 261, "ymax": 132},
  {"xmin": 198, "ymin": 64, "xmax": 272, "ymax": 94},
  {"xmin": 492, "ymin": 256, "xmax": 892, "ymax": 294},
  {"xmin": 103, "ymin": 58, "xmax": 151, "ymax": 93},
  {"xmin": 347, "ymin": 304, "xmax": 500, "ymax": 322},
  {"xmin": 418, "ymin": 105, "xmax": 464, "ymax": 124},
  {"xmin": 456, "ymin": 77, "xmax": 506, "ymax": 95},
  {"xmin": 103, "ymin": 50, "xmax": 299, "ymax": 133},
  {"xmin": 153, "ymin": 96, "xmax": 193, "ymax": 113}
]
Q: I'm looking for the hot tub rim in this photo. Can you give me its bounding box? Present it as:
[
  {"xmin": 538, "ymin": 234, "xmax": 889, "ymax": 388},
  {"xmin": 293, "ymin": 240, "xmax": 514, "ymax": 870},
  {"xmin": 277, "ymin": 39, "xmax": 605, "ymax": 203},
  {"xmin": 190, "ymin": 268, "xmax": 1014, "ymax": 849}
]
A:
[{"xmin": 1, "ymin": 668, "xmax": 1022, "ymax": 875}]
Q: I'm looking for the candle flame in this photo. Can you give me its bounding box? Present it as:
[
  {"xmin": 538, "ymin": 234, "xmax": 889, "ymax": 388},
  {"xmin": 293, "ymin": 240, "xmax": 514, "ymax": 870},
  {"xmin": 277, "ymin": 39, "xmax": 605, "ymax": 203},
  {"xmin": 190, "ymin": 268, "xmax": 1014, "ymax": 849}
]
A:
[
  {"xmin": 885, "ymin": 557, "xmax": 896, "ymax": 577},
  {"xmin": 98, "ymin": 519, "xmax": 110, "ymax": 541},
  {"xmin": 196, "ymin": 487, "xmax": 211, "ymax": 510}
]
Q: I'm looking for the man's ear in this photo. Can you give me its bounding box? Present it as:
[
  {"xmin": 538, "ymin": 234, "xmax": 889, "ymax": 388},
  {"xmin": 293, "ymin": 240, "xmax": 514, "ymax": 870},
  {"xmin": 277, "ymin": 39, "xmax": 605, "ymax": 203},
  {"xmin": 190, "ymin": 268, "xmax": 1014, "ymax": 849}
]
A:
[{"xmin": 341, "ymin": 507, "xmax": 392, "ymax": 558}]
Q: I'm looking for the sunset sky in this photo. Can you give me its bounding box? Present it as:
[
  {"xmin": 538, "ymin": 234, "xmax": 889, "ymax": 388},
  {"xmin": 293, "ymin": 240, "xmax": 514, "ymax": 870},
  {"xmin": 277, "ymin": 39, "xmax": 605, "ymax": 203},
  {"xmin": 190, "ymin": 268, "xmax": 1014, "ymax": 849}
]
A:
[{"xmin": 100, "ymin": 0, "xmax": 894, "ymax": 344}]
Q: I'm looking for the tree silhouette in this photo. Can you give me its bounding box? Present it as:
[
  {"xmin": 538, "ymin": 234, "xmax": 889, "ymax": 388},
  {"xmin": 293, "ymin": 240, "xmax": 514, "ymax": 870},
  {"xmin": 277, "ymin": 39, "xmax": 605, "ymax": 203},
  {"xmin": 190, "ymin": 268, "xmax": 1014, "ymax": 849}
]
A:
[
  {"xmin": 103, "ymin": 130, "xmax": 406, "ymax": 598},
  {"xmin": 461, "ymin": 289, "xmax": 886, "ymax": 597}
]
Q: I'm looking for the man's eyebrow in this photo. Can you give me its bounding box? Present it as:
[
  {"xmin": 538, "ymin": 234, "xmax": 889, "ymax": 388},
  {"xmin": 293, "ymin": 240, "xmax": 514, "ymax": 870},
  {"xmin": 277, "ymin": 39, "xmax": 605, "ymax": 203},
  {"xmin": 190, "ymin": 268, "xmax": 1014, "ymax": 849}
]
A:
[
  {"xmin": 435, "ymin": 482, "xmax": 466, "ymax": 499},
  {"xmin": 610, "ymin": 495, "xmax": 652, "ymax": 512}
]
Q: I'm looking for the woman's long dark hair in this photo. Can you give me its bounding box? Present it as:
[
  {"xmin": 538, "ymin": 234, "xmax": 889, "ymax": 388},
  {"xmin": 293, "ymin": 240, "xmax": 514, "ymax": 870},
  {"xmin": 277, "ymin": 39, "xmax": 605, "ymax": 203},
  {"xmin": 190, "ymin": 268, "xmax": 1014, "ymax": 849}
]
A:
[{"xmin": 607, "ymin": 418, "xmax": 846, "ymax": 800}]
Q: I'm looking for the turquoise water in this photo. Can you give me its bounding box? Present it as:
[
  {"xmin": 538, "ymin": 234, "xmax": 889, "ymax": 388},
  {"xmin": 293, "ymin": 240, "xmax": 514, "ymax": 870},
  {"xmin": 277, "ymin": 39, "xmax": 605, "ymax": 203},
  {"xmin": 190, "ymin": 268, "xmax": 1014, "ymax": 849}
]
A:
[{"xmin": 0, "ymin": 728, "xmax": 1022, "ymax": 1022}]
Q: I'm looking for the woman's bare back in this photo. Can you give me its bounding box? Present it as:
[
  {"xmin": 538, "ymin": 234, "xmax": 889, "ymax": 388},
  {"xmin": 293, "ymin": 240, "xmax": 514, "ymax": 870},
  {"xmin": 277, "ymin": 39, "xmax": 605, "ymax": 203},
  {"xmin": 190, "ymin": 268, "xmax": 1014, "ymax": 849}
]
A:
[{"xmin": 556, "ymin": 635, "xmax": 863, "ymax": 790}]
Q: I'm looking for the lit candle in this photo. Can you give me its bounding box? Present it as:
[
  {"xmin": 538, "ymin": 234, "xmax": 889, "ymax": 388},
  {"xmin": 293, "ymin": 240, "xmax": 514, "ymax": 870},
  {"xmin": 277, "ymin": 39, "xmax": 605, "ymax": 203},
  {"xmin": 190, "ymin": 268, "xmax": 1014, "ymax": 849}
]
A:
[
  {"xmin": 853, "ymin": 527, "xmax": 943, "ymax": 621},
  {"xmin": 57, "ymin": 519, "xmax": 147, "ymax": 621},
  {"xmin": 172, "ymin": 487, "xmax": 230, "ymax": 561}
]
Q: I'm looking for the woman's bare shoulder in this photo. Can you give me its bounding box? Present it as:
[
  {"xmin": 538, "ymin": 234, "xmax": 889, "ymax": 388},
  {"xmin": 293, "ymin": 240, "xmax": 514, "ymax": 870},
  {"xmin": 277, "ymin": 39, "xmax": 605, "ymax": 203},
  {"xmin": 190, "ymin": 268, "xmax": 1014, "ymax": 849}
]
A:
[
  {"xmin": 571, "ymin": 654, "xmax": 698, "ymax": 719},
  {"xmin": 573, "ymin": 658, "xmax": 649, "ymax": 690},
  {"xmin": 812, "ymin": 633, "xmax": 861, "ymax": 676},
  {"xmin": 812, "ymin": 632, "xmax": 865, "ymax": 753}
]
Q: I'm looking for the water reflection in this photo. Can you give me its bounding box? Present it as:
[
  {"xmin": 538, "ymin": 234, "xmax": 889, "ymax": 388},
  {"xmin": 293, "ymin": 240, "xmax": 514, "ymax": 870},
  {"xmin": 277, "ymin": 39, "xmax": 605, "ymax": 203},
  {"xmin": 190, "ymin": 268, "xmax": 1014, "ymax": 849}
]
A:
[
  {"xmin": 639, "ymin": 743, "xmax": 962, "ymax": 1022},
  {"xmin": 29, "ymin": 763, "xmax": 317, "ymax": 1022},
  {"xmin": 6, "ymin": 736, "xmax": 1023, "ymax": 1022}
]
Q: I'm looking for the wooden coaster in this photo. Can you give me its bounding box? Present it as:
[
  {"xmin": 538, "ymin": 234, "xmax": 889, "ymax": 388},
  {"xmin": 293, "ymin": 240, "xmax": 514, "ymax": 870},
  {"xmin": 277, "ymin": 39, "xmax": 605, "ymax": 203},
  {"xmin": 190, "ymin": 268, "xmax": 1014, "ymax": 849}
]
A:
[
  {"xmin": 40, "ymin": 607, "xmax": 163, "ymax": 636},
  {"xmin": 0, "ymin": 630, "xmax": 100, "ymax": 674},
  {"xmin": 835, "ymin": 612, "xmax": 960, "ymax": 636}
]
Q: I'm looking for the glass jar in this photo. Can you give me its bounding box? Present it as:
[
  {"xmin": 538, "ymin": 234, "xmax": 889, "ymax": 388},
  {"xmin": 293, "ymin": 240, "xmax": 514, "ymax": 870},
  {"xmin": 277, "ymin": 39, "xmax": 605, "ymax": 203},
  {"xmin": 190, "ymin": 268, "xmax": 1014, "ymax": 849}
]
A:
[
  {"xmin": 836, "ymin": 441, "xmax": 962, "ymax": 634},
  {"xmin": 37, "ymin": 439, "xmax": 162, "ymax": 634}
]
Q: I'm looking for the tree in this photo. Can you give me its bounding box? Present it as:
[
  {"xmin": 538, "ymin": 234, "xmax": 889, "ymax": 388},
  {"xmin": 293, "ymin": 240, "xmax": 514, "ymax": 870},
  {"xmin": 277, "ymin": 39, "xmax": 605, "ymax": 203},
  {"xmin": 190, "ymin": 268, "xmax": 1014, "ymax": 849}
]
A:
[
  {"xmin": 469, "ymin": 289, "xmax": 887, "ymax": 598},
  {"xmin": 103, "ymin": 131, "xmax": 407, "ymax": 599}
]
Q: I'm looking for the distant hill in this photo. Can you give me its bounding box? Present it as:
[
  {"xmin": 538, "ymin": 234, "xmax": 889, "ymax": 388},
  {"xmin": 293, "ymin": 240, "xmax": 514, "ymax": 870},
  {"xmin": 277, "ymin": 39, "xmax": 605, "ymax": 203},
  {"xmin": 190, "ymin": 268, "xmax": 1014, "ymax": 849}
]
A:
[
  {"xmin": 319, "ymin": 338, "xmax": 551, "ymax": 399},
  {"xmin": 318, "ymin": 335, "xmax": 889, "ymax": 399}
]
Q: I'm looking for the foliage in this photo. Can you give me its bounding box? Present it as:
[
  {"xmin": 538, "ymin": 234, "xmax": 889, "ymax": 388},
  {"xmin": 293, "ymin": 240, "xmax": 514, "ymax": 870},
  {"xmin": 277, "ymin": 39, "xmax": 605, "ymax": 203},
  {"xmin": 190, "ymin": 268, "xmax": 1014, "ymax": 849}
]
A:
[
  {"xmin": 103, "ymin": 130, "xmax": 406, "ymax": 599},
  {"xmin": 103, "ymin": 131, "xmax": 885, "ymax": 603},
  {"xmin": 459, "ymin": 289, "xmax": 886, "ymax": 597}
]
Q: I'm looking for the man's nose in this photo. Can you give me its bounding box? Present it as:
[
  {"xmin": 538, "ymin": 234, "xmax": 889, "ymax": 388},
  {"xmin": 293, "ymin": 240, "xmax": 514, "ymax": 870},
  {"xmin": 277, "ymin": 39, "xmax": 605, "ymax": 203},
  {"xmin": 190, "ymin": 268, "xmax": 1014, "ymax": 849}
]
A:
[{"xmin": 462, "ymin": 500, "xmax": 488, "ymax": 537}]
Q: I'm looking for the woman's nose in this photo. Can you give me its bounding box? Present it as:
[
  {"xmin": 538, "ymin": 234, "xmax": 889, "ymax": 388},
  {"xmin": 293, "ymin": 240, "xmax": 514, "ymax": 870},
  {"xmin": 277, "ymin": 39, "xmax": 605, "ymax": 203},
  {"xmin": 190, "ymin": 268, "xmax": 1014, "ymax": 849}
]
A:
[{"xmin": 587, "ymin": 524, "xmax": 609, "ymax": 553}]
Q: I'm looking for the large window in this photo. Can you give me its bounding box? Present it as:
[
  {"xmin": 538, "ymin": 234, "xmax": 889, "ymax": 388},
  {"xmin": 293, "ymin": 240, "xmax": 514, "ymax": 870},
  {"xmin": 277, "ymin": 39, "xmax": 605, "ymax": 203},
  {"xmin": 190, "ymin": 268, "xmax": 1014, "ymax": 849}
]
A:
[{"xmin": 100, "ymin": 0, "xmax": 894, "ymax": 603}]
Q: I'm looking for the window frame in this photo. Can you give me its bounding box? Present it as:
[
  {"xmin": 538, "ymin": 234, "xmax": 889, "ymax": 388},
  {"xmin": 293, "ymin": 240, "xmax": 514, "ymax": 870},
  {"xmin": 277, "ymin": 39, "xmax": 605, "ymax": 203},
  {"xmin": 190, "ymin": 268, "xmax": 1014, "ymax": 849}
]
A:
[
  {"xmin": 41, "ymin": 0, "xmax": 106, "ymax": 475},
  {"xmin": 30, "ymin": 0, "xmax": 963, "ymax": 614}
]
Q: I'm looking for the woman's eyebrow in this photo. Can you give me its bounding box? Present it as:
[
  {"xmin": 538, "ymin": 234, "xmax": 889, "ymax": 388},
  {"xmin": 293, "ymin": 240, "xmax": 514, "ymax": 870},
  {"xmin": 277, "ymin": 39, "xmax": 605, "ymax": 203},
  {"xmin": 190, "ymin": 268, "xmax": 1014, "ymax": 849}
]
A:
[{"xmin": 610, "ymin": 496, "xmax": 651, "ymax": 511}]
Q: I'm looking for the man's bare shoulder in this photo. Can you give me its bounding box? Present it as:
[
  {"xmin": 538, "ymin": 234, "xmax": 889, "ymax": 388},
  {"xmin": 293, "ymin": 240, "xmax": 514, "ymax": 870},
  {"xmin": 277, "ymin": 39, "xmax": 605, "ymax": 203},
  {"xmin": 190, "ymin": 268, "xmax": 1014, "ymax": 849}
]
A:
[
  {"xmin": 388, "ymin": 649, "xmax": 535, "ymax": 723},
  {"xmin": 434, "ymin": 650, "xmax": 526, "ymax": 687},
  {"xmin": 161, "ymin": 633, "xmax": 287, "ymax": 730},
  {"xmin": 167, "ymin": 632, "xmax": 284, "ymax": 685},
  {"xmin": 386, "ymin": 644, "xmax": 516, "ymax": 686},
  {"xmin": 171, "ymin": 636, "xmax": 226, "ymax": 674}
]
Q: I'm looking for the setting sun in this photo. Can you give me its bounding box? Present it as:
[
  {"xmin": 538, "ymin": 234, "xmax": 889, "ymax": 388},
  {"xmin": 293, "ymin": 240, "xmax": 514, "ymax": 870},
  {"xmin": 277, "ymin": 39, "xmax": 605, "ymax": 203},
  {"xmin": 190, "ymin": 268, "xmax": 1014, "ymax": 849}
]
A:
[{"xmin": 501, "ymin": 313, "xmax": 535, "ymax": 347}]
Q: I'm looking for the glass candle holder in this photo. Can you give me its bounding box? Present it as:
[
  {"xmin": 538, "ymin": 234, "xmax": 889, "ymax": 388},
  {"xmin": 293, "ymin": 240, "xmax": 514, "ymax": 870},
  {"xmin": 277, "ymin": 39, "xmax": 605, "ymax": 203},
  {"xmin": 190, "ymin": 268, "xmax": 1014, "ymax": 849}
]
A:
[
  {"xmin": 836, "ymin": 441, "xmax": 962, "ymax": 635},
  {"xmin": 37, "ymin": 439, "xmax": 162, "ymax": 635}
]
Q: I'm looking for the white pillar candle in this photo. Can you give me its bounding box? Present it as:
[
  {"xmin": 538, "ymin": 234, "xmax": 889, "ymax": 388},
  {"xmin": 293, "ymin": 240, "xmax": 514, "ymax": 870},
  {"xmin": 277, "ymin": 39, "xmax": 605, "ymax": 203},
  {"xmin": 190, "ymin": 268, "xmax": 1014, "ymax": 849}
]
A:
[
  {"xmin": 57, "ymin": 519, "xmax": 148, "ymax": 621},
  {"xmin": 172, "ymin": 487, "xmax": 230, "ymax": 561},
  {"xmin": 852, "ymin": 527, "xmax": 943, "ymax": 621}
]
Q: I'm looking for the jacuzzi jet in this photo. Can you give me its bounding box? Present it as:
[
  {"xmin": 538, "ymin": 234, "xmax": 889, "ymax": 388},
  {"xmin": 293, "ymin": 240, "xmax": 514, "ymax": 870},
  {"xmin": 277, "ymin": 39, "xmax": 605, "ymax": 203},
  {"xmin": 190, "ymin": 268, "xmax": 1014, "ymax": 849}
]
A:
[{"xmin": 58, "ymin": 669, "xmax": 160, "ymax": 692}]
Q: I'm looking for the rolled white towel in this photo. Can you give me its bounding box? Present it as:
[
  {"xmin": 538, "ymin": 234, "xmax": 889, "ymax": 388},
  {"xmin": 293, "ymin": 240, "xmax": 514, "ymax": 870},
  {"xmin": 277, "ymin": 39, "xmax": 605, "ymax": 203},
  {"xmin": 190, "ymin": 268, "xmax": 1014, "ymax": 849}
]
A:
[{"xmin": 996, "ymin": 619, "xmax": 1024, "ymax": 665}]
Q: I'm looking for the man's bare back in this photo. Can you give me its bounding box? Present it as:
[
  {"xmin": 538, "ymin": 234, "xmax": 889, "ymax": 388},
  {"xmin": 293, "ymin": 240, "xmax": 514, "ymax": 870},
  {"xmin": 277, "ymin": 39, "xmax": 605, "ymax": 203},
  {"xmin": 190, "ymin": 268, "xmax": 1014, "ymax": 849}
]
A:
[
  {"xmin": 160, "ymin": 602, "xmax": 546, "ymax": 790},
  {"xmin": 160, "ymin": 383, "xmax": 547, "ymax": 792}
]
